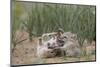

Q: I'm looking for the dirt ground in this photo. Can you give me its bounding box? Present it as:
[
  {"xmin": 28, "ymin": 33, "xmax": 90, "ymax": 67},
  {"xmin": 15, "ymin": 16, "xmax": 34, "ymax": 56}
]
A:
[{"xmin": 11, "ymin": 31, "xmax": 96, "ymax": 65}]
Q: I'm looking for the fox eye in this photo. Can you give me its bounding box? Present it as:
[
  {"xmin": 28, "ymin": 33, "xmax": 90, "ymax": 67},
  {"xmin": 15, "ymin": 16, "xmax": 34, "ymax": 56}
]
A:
[
  {"xmin": 47, "ymin": 43, "xmax": 50, "ymax": 46},
  {"xmin": 64, "ymin": 36, "xmax": 67, "ymax": 38}
]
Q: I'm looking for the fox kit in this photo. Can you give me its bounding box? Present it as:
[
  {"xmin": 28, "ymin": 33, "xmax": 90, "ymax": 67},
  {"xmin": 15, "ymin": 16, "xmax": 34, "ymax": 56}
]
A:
[
  {"xmin": 36, "ymin": 38, "xmax": 56, "ymax": 58},
  {"xmin": 57, "ymin": 32, "xmax": 81, "ymax": 57}
]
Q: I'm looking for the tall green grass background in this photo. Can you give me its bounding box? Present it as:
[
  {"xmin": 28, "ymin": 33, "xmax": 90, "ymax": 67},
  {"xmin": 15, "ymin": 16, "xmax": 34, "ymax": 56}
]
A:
[{"xmin": 12, "ymin": 1, "xmax": 96, "ymax": 46}]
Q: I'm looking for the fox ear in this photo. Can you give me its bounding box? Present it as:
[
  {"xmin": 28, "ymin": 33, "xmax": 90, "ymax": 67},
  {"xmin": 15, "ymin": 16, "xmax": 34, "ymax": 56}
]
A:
[
  {"xmin": 72, "ymin": 34, "xmax": 77, "ymax": 39},
  {"xmin": 39, "ymin": 38, "xmax": 42, "ymax": 46}
]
